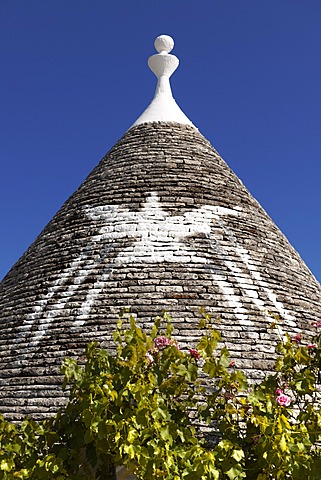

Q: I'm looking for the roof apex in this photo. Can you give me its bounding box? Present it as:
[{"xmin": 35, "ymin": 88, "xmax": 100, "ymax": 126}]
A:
[{"xmin": 131, "ymin": 35, "xmax": 195, "ymax": 129}]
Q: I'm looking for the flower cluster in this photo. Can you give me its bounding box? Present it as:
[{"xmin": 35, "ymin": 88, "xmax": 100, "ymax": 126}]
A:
[
  {"xmin": 311, "ymin": 319, "xmax": 321, "ymax": 328},
  {"xmin": 145, "ymin": 336, "xmax": 181, "ymax": 364},
  {"xmin": 154, "ymin": 336, "xmax": 179, "ymax": 350},
  {"xmin": 291, "ymin": 333, "xmax": 302, "ymax": 344},
  {"xmin": 291, "ymin": 328, "xmax": 320, "ymax": 349},
  {"xmin": 145, "ymin": 336, "xmax": 202, "ymax": 367},
  {"xmin": 154, "ymin": 336, "xmax": 170, "ymax": 349},
  {"xmin": 189, "ymin": 349, "xmax": 201, "ymax": 360},
  {"xmin": 275, "ymin": 389, "xmax": 291, "ymax": 407}
]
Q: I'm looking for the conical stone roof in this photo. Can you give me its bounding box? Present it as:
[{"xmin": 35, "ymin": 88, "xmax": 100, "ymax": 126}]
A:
[{"xmin": 1, "ymin": 37, "xmax": 321, "ymax": 421}]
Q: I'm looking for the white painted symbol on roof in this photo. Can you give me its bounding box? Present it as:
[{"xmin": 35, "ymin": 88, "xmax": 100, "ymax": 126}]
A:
[{"xmin": 15, "ymin": 192, "xmax": 295, "ymax": 351}]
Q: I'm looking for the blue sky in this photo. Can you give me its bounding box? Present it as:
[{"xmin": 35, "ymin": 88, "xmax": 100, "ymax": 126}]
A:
[{"xmin": 1, "ymin": 0, "xmax": 321, "ymax": 283}]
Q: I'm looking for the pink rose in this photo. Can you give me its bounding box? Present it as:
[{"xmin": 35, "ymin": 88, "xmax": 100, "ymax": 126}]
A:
[
  {"xmin": 276, "ymin": 393, "xmax": 291, "ymax": 407},
  {"xmin": 189, "ymin": 349, "xmax": 201, "ymax": 360},
  {"xmin": 291, "ymin": 333, "xmax": 302, "ymax": 344},
  {"xmin": 276, "ymin": 388, "xmax": 283, "ymax": 395},
  {"xmin": 307, "ymin": 343, "xmax": 317, "ymax": 349},
  {"xmin": 228, "ymin": 361, "xmax": 236, "ymax": 368},
  {"xmin": 154, "ymin": 336, "xmax": 170, "ymax": 349}
]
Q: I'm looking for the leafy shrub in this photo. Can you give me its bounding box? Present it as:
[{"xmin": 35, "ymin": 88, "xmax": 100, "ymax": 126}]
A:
[{"xmin": 1, "ymin": 311, "xmax": 321, "ymax": 479}]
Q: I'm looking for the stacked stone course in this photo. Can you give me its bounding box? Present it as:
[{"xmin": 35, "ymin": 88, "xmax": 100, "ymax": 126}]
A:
[{"xmin": 0, "ymin": 122, "xmax": 321, "ymax": 421}]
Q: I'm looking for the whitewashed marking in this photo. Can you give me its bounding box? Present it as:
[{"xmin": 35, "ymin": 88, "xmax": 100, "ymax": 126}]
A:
[
  {"xmin": 15, "ymin": 192, "xmax": 295, "ymax": 350},
  {"xmin": 213, "ymin": 215, "xmax": 295, "ymax": 324},
  {"xmin": 82, "ymin": 193, "xmax": 247, "ymax": 321}
]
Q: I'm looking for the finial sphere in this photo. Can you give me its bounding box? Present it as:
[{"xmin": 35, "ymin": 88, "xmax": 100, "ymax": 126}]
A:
[{"xmin": 154, "ymin": 35, "xmax": 174, "ymax": 53}]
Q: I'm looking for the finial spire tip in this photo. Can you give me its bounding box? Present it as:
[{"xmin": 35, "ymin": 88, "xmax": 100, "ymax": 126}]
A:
[
  {"xmin": 130, "ymin": 34, "xmax": 195, "ymax": 129},
  {"xmin": 154, "ymin": 35, "xmax": 174, "ymax": 54},
  {"xmin": 148, "ymin": 36, "xmax": 178, "ymax": 80}
]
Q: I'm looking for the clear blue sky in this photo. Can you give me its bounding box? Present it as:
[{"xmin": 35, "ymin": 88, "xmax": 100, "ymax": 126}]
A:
[{"xmin": 1, "ymin": 0, "xmax": 321, "ymax": 283}]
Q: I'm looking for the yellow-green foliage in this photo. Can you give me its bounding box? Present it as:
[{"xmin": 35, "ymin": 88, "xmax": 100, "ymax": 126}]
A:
[{"xmin": 1, "ymin": 311, "xmax": 321, "ymax": 479}]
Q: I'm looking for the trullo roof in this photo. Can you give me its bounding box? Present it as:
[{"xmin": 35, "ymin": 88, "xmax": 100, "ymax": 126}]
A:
[{"xmin": 1, "ymin": 35, "xmax": 321, "ymax": 421}]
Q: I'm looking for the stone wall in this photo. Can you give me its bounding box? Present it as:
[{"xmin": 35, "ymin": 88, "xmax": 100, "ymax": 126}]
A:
[{"xmin": 1, "ymin": 122, "xmax": 321, "ymax": 421}]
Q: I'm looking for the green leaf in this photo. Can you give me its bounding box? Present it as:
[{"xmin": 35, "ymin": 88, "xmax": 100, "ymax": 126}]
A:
[
  {"xmin": 279, "ymin": 434, "xmax": 288, "ymax": 452},
  {"xmin": 127, "ymin": 428, "xmax": 138, "ymax": 443},
  {"xmin": 219, "ymin": 348, "xmax": 230, "ymax": 367},
  {"xmin": 152, "ymin": 406, "xmax": 169, "ymax": 421},
  {"xmin": 160, "ymin": 426, "xmax": 172, "ymax": 443},
  {"xmin": 225, "ymin": 465, "xmax": 245, "ymax": 479},
  {"xmin": 0, "ymin": 459, "xmax": 14, "ymax": 472},
  {"xmin": 231, "ymin": 448, "xmax": 244, "ymax": 462}
]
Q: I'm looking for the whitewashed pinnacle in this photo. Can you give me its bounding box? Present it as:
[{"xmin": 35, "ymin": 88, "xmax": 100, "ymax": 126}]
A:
[{"xmin": 131, "ymin": 35, "xmax": 195, "ymax": 128}]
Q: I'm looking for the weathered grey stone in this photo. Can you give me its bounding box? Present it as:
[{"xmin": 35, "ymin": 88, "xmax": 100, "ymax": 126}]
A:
[{"xmin": 0, "ymin": 122, "xmax": 321, "ymax": 421}]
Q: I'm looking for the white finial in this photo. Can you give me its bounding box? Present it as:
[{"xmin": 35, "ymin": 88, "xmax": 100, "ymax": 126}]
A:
[
  {"xmin": 130, "ymin": 35, "xmax": 195, "ymax": 129},
  {"xmin": 154, "ymin": 35, "xmax": 174, "ymax": 53},
  {"xmin": 148, "ymin": 36, "xmax": 179, "ymax": 87}
]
